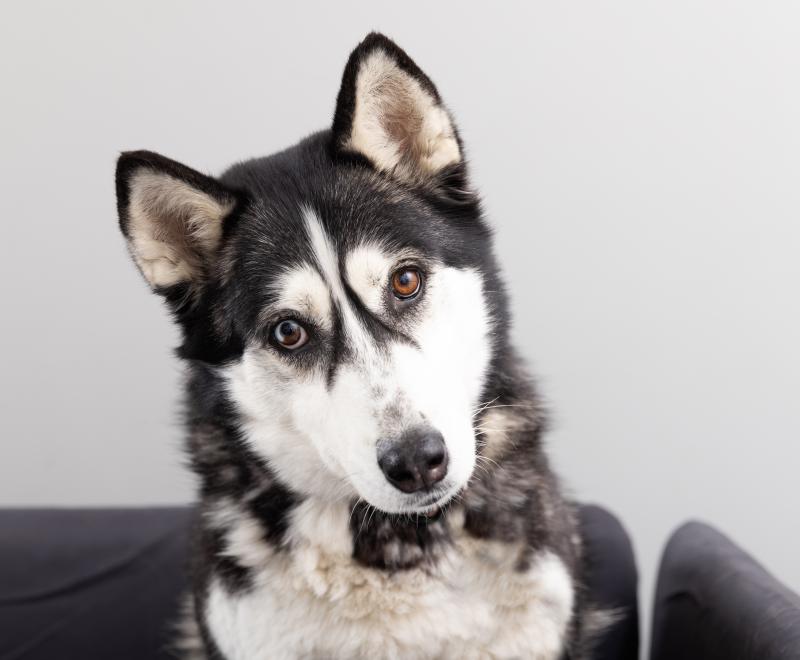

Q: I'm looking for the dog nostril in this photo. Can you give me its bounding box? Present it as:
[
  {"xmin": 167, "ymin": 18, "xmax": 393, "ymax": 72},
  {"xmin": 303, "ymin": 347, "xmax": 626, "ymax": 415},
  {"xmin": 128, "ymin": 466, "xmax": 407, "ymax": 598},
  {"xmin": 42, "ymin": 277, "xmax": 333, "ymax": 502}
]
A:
[
  {"xmin": 426, "ymin": 450, "xmax": 445, "ymax": 469},
  {"xmin": 389, "ymin": 467, "xmax": 415, "ymax": 484}
]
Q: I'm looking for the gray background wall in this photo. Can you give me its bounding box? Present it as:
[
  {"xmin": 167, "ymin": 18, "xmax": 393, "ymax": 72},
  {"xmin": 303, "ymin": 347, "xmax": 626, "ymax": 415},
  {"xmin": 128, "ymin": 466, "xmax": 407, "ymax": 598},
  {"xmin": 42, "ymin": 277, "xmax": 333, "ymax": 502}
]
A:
[{"xmin": 2, "ymin": 1, "xmax": 798, "ymax": 650}]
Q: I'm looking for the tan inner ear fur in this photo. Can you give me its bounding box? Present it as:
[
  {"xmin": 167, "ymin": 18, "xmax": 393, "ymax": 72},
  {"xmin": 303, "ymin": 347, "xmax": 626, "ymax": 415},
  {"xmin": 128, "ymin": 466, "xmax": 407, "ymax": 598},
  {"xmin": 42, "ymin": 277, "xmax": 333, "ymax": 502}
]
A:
[
  {"xmin": 127, "ymin": 169, "xmax": 234, "ymax": 288},
  {"xmin": 345, "ymin": 49, "xmax": 461, "ymax": 180}
]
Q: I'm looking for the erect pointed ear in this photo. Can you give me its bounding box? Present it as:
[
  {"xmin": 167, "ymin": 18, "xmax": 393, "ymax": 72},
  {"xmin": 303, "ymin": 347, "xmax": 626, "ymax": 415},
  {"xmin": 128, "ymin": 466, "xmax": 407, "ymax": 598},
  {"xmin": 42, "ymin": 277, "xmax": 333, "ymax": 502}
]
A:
[
  {"xmin": 332, "ymin": 33, "xmax": 463, "ymax": 186},
  {"xmin": 115, "ymin": 151, "xmax": 237, "ymax": 292}
]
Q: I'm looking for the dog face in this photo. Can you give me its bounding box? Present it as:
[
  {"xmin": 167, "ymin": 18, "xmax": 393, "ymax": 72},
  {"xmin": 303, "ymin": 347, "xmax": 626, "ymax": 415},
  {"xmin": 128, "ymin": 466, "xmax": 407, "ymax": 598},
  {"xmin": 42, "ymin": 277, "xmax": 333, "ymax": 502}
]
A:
[{"xmin": 116, "ymin": 34, "xmax": 509, "ymax": 514}]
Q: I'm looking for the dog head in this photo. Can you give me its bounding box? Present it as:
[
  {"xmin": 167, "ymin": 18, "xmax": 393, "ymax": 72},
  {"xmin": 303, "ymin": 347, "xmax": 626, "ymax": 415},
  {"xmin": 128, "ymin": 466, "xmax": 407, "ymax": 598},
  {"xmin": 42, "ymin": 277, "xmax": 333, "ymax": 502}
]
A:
[{"xmin": 115, "ymin": 33, "xmax": 509, "ymax": 515}]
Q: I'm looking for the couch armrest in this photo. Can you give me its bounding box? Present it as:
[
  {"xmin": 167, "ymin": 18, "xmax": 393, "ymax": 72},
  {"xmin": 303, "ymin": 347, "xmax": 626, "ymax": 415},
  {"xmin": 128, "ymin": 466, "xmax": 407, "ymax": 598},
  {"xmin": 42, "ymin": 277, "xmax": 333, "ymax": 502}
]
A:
[{"xmin": 650, "ymin": 521, "xmax": 800, "ymax": 660}]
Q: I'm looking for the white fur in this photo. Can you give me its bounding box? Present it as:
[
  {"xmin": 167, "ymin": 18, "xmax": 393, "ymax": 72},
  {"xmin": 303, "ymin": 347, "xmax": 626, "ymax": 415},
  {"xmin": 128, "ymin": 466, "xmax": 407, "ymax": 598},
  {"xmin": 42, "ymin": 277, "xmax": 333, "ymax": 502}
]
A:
[
  {"xmin": 224, "ymin": 347, "xmax": 352, "ymax": 505},
  {"xmin": 205, "ymin": 499, "xmax": 574, "ymax": 660},
  {"xmin": 206, "ymin": 498, "xmax": 275, "ymax": 569},
  {"xmin": 271, "ymin": 263, "xmax": 333, "ymax": 331},
  {"xmin": 344, "ymin": 243, "xmax": 394, "ymax": 314},
  {"xmin": 387, "ymin": 265, "xmax": 491, "ymax": 500}
]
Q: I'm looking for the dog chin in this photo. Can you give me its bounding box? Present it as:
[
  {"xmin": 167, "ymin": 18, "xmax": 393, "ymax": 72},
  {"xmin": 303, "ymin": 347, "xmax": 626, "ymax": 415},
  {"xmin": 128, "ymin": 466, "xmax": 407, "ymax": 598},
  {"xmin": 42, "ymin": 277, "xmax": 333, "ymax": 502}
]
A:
[
  {"xmin": 366, "ymin": 482, "xmax": 462, "ymax": 517},
  {"xmin": 405, "ymin": 488, "xmax": 461, "ymax": 518}
]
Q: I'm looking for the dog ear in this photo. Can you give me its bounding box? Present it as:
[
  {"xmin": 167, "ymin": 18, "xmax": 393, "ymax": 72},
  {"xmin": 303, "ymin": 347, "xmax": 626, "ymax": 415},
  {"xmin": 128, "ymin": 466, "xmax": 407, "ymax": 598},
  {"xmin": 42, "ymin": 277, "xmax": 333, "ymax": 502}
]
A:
[
  {"xmin": 332, "ymin": 33, "xmax": 463, "ymax": 187},
  {"xmin": 115, "ymin": 151, "xmax": 237, "ymax": 293}
]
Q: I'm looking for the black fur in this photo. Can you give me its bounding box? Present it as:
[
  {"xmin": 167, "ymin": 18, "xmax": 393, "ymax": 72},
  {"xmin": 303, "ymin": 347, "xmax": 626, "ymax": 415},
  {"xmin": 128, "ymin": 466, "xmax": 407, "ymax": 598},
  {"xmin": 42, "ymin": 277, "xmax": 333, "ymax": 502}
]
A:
[{"xmin": 349, "ymin": 502, "xmax": 452, "ymax": 571}]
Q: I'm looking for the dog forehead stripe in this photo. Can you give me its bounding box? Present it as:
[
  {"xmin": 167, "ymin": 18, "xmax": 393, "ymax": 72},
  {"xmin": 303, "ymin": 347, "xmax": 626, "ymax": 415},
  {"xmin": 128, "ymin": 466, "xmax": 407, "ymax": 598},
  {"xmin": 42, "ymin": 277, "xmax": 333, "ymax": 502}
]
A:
[
  {"xmin": 302, "ymin": 205, "xmax": 372, "ymax": 355},
  {"xmin": 302, "ymin": 205, "xmax": 347, "ymax": 304}
]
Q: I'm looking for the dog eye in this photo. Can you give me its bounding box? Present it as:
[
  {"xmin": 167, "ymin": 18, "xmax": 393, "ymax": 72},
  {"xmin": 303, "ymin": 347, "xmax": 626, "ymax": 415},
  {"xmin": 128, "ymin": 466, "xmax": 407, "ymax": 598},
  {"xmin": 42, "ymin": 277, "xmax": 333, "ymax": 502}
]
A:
[
  {"xmin": 272, "ymin": 320, "xmax": 308, "ymax": 350},
  {"xmin": 391, "ymin": 268, "xmax": 422, "ymax": 299}
]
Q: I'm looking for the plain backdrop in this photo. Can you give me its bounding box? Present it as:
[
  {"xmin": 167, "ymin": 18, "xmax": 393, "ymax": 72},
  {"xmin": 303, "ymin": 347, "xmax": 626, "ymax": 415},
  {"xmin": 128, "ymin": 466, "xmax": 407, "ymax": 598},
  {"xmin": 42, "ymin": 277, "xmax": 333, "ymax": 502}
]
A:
[{"xmin": 2, "ymin": 1, "xmax": 799, "ymax": 652}]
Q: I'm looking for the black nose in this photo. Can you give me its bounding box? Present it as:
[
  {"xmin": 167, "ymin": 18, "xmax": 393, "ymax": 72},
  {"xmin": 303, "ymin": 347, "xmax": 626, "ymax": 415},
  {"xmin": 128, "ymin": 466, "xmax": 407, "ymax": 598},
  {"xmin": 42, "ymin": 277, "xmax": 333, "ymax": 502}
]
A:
[{"xmin": 377, "ymin": 428, "xmax": 449, "ymax": 494}]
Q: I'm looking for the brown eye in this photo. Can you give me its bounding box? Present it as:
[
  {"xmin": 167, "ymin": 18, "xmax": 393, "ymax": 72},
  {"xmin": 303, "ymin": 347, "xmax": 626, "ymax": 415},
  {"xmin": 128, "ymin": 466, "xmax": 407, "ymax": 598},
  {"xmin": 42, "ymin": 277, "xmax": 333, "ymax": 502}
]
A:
[
  {"xmin": 391, "ymin": 268, "xmax": 422, "ymax": 299},
  {"xmin": 272, "ymin": 320, "xmax": 308, "ymax": 350}
]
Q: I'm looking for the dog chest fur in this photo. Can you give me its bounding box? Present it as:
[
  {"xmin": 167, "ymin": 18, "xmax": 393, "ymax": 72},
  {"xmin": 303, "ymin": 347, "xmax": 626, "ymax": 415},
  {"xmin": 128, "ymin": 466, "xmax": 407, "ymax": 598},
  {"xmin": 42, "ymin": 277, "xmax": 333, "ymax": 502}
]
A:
[{"xmin": 203, "ymin": 499, "xmax": 574, "ymax": 660}]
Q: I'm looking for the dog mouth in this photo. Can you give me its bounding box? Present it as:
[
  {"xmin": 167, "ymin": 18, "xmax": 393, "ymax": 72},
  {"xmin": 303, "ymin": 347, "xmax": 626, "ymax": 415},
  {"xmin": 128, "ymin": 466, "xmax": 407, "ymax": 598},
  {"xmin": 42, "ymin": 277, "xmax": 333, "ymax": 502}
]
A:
[
  {"xmin": 405, "ymin": 486, "xmax": 459, "ymax": 518},
  {"xmin": 415, "ymin": 506, "xmax": 442, "ymax": 522}
]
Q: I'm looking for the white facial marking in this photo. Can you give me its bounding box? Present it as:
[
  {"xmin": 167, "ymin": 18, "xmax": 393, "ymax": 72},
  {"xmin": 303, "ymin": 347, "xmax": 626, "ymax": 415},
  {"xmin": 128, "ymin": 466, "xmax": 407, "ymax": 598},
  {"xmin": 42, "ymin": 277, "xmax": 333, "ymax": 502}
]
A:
[
  {"xmin": 389, "ymin": 267, "xmax": 492, "ymax": 499},
  {"xmin": 345, "ymin": 243, "xmax": 393, "ymax": 314},
  {"xmin": 224, "ymin": 348, "xmax": 354, "ymax": 504},
  {"xmin": 224, "ymin": 205, "xmax": 492, "ymax": 514},
  {"xmin": 271, "ymin": 263, "xmax": 332, "ymax": 330}
]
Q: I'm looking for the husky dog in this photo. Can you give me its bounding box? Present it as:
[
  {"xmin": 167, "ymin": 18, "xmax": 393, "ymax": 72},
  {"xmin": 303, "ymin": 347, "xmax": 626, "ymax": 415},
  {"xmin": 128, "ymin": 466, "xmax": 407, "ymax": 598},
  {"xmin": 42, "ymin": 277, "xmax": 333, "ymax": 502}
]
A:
[{"xmin": 115, "ymin": 33, "xmax": 601, "ymax": 660}]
